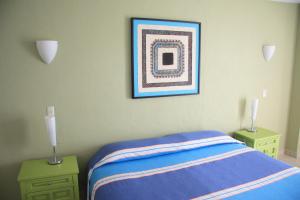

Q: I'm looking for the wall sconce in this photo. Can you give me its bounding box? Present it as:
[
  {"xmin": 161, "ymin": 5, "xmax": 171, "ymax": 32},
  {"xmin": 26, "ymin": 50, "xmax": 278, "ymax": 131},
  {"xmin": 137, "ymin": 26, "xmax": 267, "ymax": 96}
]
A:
[
  {"xmin": 262, "ymin": 45, "xmax": 276, "ymax": 61},
  {"xmin": 36, "ymin": 40, "xmax": 58, "ymax": 64}
]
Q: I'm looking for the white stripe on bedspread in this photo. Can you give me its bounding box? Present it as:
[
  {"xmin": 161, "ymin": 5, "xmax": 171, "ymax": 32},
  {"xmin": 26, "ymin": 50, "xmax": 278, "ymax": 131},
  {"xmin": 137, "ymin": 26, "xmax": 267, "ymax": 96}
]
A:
[
  {"xmin": 89, "ymin": 136, "xmax": 242, "ymax": 179},
  {"xmin": 191, "ymin": 167, "xmax": 300, "ymax": 200},
  {"xmin": 91, "ymin": 147, "xmax": 254, "ymax": 200}
]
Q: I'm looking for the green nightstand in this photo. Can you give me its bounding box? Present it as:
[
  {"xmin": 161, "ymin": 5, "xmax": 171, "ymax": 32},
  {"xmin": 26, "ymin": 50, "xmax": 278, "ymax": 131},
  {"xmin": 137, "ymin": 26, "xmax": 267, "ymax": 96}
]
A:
[
  {"xmin": 234, "ymin": 127, "xmax": 280, "ymax": 159},
  {"xmin": 18, "ymin": 156, "xmax": 80, "ymax": 200}
]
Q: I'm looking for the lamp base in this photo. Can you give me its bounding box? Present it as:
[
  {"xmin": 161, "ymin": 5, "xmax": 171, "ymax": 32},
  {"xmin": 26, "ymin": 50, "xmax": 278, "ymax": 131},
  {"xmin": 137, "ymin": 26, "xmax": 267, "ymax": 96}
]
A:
[
  {"xmin": 48, "ymin": 157, "xmax": 63, "ymax": 165},
  {"xmin": 247, "ymin": 127, "xmax": 257, "ymax": 133}
]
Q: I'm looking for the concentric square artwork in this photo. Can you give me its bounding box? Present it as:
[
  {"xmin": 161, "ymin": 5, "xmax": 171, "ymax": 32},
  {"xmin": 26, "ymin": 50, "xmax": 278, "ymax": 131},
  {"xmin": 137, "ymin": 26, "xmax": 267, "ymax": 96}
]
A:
[{"xmin": 131, "ymin": 18, "xmax": 201, "ymax": 98}]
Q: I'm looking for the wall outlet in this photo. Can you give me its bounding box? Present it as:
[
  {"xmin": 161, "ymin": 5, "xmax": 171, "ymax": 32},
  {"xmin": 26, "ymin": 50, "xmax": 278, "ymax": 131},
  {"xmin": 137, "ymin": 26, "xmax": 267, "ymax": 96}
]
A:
[
  {"xmin": 262, "ymin": 89, "xmax": 268, "ymax": 98},
  {"xmin": 47, "ymin": 106, "xmax": 55, "ymax": 116}
]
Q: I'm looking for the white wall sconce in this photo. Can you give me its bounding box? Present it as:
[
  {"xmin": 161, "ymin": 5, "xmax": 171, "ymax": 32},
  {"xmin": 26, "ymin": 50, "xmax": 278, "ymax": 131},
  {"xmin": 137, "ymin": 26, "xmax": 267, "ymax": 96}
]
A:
[
  {"xmin": 36, "ymin": 40, "xmax": 58, "ymax": 64},
  {"xmin": 262, "ymin": 45, "xmax": 276, "ymax": 61}
]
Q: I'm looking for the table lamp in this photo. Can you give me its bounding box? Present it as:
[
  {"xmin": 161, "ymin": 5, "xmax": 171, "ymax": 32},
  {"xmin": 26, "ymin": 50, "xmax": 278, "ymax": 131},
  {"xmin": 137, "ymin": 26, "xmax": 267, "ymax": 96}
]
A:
[
  {"xmin": 248, "ymin": 98, "xmax": 259, "ymax": 132},
  {"xmin": 45, "ymin": 106, "xmax": 63, "ymax": 165}
]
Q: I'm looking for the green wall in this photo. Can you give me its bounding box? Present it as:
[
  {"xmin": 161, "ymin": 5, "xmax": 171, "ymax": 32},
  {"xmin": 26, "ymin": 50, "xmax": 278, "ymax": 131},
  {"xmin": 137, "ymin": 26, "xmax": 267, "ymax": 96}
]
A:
[
  {"xmin": 286, "ymin": 9, "xmax": 300, "ymax": 157},
  {"xmin": 0, "ymin": 0, "xmax": 298, "ymax": 199}
]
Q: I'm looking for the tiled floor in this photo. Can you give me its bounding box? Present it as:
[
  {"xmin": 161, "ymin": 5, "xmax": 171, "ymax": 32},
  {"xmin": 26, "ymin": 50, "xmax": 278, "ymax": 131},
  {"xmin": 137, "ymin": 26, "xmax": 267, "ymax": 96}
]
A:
[{"xmin": 278, "ymin": 154, "xmax": 300, "ymax": 167}]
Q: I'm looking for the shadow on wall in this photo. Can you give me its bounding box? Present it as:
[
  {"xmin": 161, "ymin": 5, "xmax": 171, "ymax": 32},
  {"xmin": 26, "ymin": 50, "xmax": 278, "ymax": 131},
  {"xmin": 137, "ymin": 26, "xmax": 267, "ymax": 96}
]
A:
[
  {"xmin": 20, "ymin": 38, "xmax": 40, "ymax": 62},
  {"xmin": 239, "ymin": 97, "xmax": 247, "ymax": 129},
  {"xmin": 125, "ymin": 17, "xmax": 132, "ymax": 99},
  {"xmin": 0, "ymin": 161, "xmax": 22, "ymax": 199},
  {"xmin": 0, "ymin": 117, "xmax": 29, "ymax": 199}
]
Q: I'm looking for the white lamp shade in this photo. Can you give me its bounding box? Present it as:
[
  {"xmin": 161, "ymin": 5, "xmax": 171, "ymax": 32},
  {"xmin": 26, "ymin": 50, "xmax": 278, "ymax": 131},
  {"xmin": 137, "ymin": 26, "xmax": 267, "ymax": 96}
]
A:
[
  {"xmin": 251, "ymin": 98, "xmax": 259, "ymax": 121},
  {"xmin": 262, "ymin": 45, "xmax": 276, "ymax": 61},
  {"xmin": 45, "ymin": 116, "xmax": 57, "ymax": 146},
  {"xmin": 36, "ymin": 40, "xmax": 58, "ymax": 64}
]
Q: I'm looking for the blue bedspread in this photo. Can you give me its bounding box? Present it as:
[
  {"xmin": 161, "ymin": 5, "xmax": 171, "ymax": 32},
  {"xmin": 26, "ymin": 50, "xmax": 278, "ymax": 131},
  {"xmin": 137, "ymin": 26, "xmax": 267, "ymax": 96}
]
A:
[{"xmin": 88, "ymin": 131, "xmax": 300, "ymax": 200}]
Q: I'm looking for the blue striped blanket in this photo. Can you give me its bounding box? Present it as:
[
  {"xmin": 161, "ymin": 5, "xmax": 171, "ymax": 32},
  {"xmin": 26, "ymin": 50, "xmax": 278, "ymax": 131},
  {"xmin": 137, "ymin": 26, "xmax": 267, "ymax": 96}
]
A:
[{"xmin": 88, "ymin": 131, "xmax": 300, "ymax": 200}]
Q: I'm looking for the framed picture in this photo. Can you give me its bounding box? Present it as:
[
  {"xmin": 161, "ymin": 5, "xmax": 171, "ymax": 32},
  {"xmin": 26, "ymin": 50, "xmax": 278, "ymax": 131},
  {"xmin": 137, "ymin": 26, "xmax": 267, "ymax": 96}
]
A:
[{"xmin": 131, "ymin": 18, "xmax": 201, "ymax": 98}]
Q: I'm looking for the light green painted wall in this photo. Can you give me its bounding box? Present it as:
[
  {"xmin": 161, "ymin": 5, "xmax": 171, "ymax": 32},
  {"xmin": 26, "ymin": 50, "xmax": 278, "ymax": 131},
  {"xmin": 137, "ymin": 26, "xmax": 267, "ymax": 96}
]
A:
[
  {"xmin": 0, "ymin": 0, "xmax": 298, "ymax": 199},
  {"xmin": 286, "ymin": 8, "xmax": 300, "ymax": 157}
]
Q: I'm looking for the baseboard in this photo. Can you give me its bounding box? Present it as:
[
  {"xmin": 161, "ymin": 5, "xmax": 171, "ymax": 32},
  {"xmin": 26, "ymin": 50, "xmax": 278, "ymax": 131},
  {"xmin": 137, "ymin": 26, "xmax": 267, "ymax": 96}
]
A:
[
  {"xmin": 285, "ymin": 149, "xmax": 297, "ymax": 158},
  {"xmin": 278, "ymin": 148, "xmax": 285, "ymax": 156}
]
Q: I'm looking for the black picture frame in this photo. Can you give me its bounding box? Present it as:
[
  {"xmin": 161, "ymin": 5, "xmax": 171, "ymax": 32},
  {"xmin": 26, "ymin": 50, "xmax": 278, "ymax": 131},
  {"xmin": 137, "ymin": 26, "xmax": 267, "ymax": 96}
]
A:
[{"xmin": 131, "ymin": 18, "xmax": 201, "ymax": 99}]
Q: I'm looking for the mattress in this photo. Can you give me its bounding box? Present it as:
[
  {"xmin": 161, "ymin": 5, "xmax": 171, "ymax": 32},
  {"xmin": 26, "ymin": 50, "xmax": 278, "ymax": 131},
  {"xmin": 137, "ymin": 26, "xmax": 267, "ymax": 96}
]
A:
[{"xmin": 87, "ymin": 130, "xmax": 300, "ymax": 200}]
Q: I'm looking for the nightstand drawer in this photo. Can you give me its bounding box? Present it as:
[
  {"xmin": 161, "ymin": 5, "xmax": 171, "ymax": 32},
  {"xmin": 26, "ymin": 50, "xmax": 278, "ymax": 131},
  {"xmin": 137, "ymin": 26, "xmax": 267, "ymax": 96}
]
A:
[
  {"xmin": 25, "ymin": 175, "xmax": 73, "ymax": 192},
  {"xmin": 26, "ymin": 186, "xmax": 74, "ymax": 200},
  {"xmin": 256, "ymin": 144, "xmax": 278, "ymax": 158},
  {"xmin": 257, "ymin": 145, "xmax": 277, "ymax": 153},
  {"xmin": 255, "ymin": 136, "xmax": 279, "ymax": 148},
  {"xmin": 26, "ymin": 192, "xmax": 50, "ymax": 200}
]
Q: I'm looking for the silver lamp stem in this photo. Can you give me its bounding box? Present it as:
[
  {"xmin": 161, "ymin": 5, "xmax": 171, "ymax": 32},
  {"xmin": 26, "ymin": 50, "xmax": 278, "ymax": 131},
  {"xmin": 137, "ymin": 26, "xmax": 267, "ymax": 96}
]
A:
[
  {"xmin": 53, "ymin": 146, "xmax": 57, "ymax": 162},
  {"xmin": 48, "ymin": 146, "xmax": 63, "ymax": 165},
  {"xmin": 248, "ymin": 117, "xmax": 256, "ymax": 132}
]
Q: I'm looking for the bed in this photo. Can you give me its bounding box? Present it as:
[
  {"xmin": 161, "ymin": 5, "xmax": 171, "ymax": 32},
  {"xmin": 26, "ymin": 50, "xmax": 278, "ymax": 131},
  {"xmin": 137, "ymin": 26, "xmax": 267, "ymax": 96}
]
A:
[{"xmin": 87, "ymin": 130, "xmax": 300, "ymax": 200}]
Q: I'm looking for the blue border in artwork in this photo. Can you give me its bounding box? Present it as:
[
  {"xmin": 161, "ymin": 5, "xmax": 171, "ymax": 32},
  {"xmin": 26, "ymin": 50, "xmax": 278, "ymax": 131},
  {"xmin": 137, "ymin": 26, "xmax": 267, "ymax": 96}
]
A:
[{"xmin": 132, "ymin": 18, "xmax": 201, "ymax": 98}]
